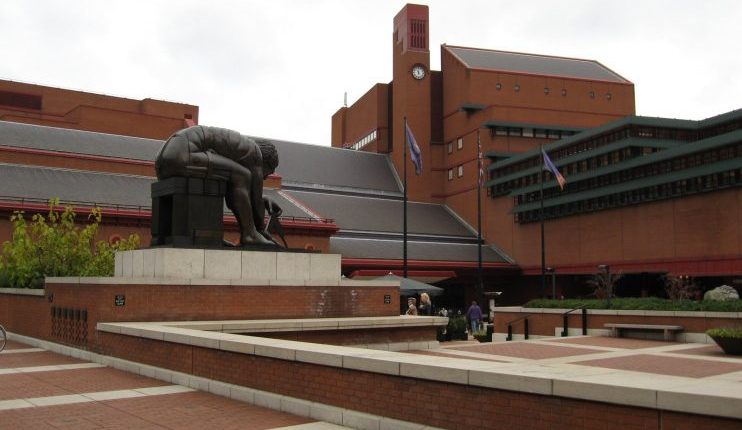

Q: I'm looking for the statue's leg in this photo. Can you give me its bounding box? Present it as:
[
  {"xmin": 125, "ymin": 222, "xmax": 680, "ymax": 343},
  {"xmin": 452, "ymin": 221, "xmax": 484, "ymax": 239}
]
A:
[{"xmin": 204, "ymin": 152, "xmax": 272, "ymax": 246}]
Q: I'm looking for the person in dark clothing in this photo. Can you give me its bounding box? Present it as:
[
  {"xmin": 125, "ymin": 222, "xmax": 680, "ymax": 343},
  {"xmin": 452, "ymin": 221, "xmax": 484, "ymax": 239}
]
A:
[
  {"xmin": 155, "ymin": 125, "xmax": 281, "ymax": 246},
  {"xmin": 466, "ymin": 300, "xmax": 483, "ymax": 334}
]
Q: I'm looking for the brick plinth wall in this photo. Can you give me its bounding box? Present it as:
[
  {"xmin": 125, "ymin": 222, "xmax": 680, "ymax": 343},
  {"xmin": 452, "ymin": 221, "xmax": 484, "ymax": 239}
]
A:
[
  {"xmin": 1, "ymin": 281, "xmax": 401, "ymax": 349},
  {"xmin": 97, "ymin": 331, "xmax": 741, "ymax": 430}
]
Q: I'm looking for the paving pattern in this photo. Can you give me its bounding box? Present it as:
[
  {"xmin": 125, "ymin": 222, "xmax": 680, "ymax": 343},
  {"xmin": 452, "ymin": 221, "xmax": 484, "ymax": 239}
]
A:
[
  {"xmin": 0, "ymin": 339, "xmax": 348, "ymax": 430},
  {"xmin": 429, "ymin": 335, "xmax": 742, "ymax": 380}
]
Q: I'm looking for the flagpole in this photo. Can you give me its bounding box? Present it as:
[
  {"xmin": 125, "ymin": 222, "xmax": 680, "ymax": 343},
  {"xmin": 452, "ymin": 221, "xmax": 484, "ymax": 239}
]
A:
[
  {"xmin": 540, "ymin": 144, "xmax": 546, "ymax": 298},
  {"xmin": 476, "ymin": 129, "xmax": 483, "ymax": 304},
  {"xmin": 403, "ymin": 116, "xmax": 408, "ymax": 279}
]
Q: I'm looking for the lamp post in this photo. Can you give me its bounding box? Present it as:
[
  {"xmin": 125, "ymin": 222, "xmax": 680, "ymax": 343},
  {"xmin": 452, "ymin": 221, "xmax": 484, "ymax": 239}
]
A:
[
  {"xmin": 598, "ymin": 264, "xmax": 611, "ymax": 308},
  {"xmin": 546, "ymin": 267, "xmax": 556, "ymax": 299}
]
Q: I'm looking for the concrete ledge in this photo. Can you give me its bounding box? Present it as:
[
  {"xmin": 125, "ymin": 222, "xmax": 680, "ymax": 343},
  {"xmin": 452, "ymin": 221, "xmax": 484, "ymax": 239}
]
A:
[
  {"xmin": 0, "ymin": 288, "xmax": 45, "ymax": 296},
  {"xmin": 496, "ymin": 306, "xmax": 741, "ymax": 319},
  {"xmin": 93, "ymin": 319, "xmax": 742, "ymax": 420}
]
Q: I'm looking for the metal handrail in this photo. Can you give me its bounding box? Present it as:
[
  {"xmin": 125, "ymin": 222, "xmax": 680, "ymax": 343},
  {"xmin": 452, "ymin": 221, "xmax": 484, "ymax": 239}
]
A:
[
  {"xmin": 506, "ymin": 313, "xmax": 531, "ymax": 341},
  {"xmin": 561, "ymin": 306, "xmax": 588, "ymax": 337}
]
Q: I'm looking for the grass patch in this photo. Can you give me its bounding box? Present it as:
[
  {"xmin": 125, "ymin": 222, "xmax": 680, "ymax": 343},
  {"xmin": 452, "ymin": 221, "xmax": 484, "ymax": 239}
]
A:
[{"xmin": 524, "ymin": 297, "xmax": 742, "ymax": 312}]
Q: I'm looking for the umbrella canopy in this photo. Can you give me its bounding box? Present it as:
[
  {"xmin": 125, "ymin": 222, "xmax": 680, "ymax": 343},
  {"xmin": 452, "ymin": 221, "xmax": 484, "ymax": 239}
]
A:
[{"xmin": 373, "ymin": 273, "xmax": 445, "ymax": 296}]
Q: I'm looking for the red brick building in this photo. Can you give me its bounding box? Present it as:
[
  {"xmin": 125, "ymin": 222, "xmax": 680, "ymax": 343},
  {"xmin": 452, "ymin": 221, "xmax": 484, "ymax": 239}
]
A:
[{"xmin": 0, "ymin": 4, "xmax": 740, "ymax": 306}]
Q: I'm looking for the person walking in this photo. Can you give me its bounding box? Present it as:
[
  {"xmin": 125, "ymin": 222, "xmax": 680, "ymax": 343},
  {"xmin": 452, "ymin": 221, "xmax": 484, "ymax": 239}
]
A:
[{"xmin": 466, "ymin": 300, "xmax": 483, "ymax": 334}]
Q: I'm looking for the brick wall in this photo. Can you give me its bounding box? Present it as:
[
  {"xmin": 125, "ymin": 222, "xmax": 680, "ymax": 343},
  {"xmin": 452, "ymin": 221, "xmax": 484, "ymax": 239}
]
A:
[
  {"xmin": 1, "ymin": 281, "xmax": 401, "ymax": 349},
  {"xmin": 97, "ymin": 332, "xmax": 740, "ymax": 430},
  {"xmin": 494, "ymin": 309, "xmax": 741, "ymax": 337}
]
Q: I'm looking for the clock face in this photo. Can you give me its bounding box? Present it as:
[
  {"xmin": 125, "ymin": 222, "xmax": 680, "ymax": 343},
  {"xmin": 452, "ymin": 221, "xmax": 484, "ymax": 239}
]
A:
[{"xmin": 411, "ymin": 64, "xmax": 426, "ymax": 80}]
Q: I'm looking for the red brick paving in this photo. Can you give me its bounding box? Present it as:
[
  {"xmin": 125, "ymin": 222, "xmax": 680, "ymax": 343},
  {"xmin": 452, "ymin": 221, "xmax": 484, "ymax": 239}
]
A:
[
  {"xmin": 0, "ymin": 351, "xmax": 86, "ymax": 368},
  {"xmin": 1, "ymin": 339, "xmax": 30, "ymax": 351},
  {"xmin": 549, "ymin": 336, "xmax": 676, "ymax": 349},
  {"xmin": 574, "ymin": 353, "xmax": 742, "ymax": 378},
  {"xmin": 449, "ymin": 342, "xmax": 605, "ymax": 359},
  {"xmin": 0, "ymin": 368, "xmax": 169, "ymax": 400},
  {"xmin": 0, "ymin": 392, "xmax": 312, "ymax": 429},
  {"xmin": 0, "ymin": 341, "xmax": 318, "ymax": 430},
  {"xmin": 669, "ymin": 344, "xmax": 728, "ymax": 357}
]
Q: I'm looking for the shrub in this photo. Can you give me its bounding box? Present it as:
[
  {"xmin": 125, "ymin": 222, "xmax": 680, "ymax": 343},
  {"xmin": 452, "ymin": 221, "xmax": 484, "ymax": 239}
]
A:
[
  {"xmin": 663, "ymin": 275, "xmax": 698, "ymax": 302},
  {"xmin": 524, "ymin": 297, "xmax": 742, "ymax": 312},
  {"xmin": 0, "ymin": 199, "xmax": 139, "ymax": 288},
  {"xmin": 706, "ymin": 328, "xmax": 742, "ymax": 339}
]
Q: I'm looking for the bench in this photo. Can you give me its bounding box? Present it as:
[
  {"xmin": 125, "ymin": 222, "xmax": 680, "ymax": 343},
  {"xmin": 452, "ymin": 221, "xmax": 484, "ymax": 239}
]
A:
[{"xmin": 604, "ymin": 323, "xmax": 683, "ymax": 341}]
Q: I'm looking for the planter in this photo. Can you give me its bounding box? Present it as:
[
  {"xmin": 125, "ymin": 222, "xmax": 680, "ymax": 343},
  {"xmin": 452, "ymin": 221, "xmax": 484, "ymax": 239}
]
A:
[{"xmin": 710, "ymin": 335, "xmax": 742, "ymax": 355}]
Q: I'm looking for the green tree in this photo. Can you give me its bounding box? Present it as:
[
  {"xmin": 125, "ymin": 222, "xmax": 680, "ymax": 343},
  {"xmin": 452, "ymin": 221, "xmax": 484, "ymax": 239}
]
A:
[{"xmin": 0, "ymin": 199, "xmax": 139, "ymax": 288}]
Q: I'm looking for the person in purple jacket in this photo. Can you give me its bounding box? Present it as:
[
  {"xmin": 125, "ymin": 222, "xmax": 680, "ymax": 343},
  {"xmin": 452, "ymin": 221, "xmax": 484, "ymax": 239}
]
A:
[{"xmin": 466, "ymin": 300, "xmax": 483, "ymax": 334}]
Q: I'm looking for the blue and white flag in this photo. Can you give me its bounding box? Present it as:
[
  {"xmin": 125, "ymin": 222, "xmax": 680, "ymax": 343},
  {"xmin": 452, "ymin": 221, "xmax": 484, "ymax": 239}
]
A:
[
  {"xmin": 541, "ymin": 147, "xmax": 566, "ymax": 190},
  {"xmin": 405, "ymin": 122, "xmax": 423, "ymax": 176}
]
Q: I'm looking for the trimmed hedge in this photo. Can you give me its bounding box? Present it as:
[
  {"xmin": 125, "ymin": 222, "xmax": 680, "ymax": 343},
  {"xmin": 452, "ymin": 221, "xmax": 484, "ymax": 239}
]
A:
[
  {"xmin": 524, "ymin": 297, "xmax": 742, "ymax": 312},
  {"xmin": 707, "ymin": 327, "xmax": 742, "ymax": 339}
]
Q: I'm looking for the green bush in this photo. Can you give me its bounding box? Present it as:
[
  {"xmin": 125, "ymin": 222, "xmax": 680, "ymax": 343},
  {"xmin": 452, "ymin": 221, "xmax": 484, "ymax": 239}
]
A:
[
  {"xmin": 524, "ymin": 297, "xmax": 742, "ymax": 312},
  {"xmin": 0, "ymin": 199, "xmax": 139, "ymax": 288},
  {"xmin": 706, "ymin": 328, "xmax": 742, "ymax": 339},
  {"xmin": 447, "ymin": 315, "xmax": 468, "ymax": 339}
]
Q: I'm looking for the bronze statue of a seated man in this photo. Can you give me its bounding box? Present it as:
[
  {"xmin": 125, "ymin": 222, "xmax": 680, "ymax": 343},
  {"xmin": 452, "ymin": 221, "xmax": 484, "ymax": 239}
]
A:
[{"xmin": 155, "ymin": 125, "xmax": 282, "ymax": 246}]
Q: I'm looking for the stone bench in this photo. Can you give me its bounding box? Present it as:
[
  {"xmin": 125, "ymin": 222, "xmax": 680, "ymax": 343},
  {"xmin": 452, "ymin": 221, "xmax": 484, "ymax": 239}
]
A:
[{"xmin": 604, "ymin": 323, "xmax": 683, "ymax": 341}]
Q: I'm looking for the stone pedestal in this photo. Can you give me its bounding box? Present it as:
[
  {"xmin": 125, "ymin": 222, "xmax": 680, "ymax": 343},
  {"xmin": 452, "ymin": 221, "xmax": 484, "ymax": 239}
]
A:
[
  {"xmin": 151, "ymin": 177, "xmax": 227, "ymax": 248},
  {"xmin": 115, "ymin": 248, "xmax": 342, "ymax": 282}
]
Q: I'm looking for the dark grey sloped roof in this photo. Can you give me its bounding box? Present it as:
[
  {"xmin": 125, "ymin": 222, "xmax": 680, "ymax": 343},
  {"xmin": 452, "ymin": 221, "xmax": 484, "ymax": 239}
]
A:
[
  {"xmin": 446, "ymin": 46, "xmax": 629, "ymax": 83},
  {"xmin": 283, "ymin": 190, "xmax": 473, "ymax": 237},
  {"xmin": 0, "ymin": 122, "xmax": 402, "ymax": 194},
  {"xmin": 330, "ymin": 236, "xmax": 509, "ymax": 263},
  {"xmin": 0, "ymin": 163, "xmax": 308, "ymax": 219},
  {"xmin": 0, "ymin": 120, "xmax": 162, "ymax": 161},
  {"xmin": 266, "ymin": 138, "xmax": 401, "ymax": 193}
]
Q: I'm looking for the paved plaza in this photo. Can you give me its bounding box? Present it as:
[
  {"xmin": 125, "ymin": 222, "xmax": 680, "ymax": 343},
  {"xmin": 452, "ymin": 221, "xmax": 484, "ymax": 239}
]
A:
[
  {"xmin": 0, "ymin": 339, "xmax": 349, "ymax": 430},
  {"xmin": 2, "ymin": 334, "xmax": 741, "ymax": 429}
]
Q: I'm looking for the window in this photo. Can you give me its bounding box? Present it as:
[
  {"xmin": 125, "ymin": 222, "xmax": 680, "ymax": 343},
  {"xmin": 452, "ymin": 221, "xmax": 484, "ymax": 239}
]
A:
[
  {"xmin": 544, "ymin": 87, "xmax": 550, "ymax": 95},
  {"xmin": 589, "ymin": 91, "xmax": 595, "ymax": 99},
  {"xmin": 447, "ymin": 169, "xmax": 453, "ymax": 181},
  {"xmin": 561, "ymin": 89, "xmax": 567, "ymax": 97},
  {"xmin": 457, "ymin": 138, "xmax": 463, "ymax": 150},
  {"xmin": 522, "ymin": 128, "xmax": 533, "ymax": 137},
  {"xmin": 447, "ymin": 142, "xmax": 453, "ymax": 154},
  {"xmin": 496, "ymin": 83, "xmax": 502, "ymax": 90},
  {"xmin": 513, "ymin": 84, "xmax": 520, "ymax": 92},
  {"xmin": 457, "ymin": 165, "xmax": 464, "ymax": 177}
]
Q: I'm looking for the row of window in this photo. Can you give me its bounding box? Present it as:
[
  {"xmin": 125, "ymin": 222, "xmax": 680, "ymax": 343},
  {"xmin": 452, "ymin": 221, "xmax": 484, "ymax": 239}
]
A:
[
  {"xmin": 494, "ymin": 117, "xmax": 741, "ymax": 180},
  {"xmin": 347, "ymin": 129, "xmax": 377, "ymax": 151},
  {"xmin": 515, "ymin": 169, "xmax": 742, "ymax": 224},
  {"xmin": 494, "ymin": 145, "xmax": 661, "ymax": 196},
  {"xmin": 490, "ymin": 126, "xmax": 578, "ymax": 140},
  {"xmin": 494, "ymin": 83, "xmax": 613, "ymax": 100},
  {"xmin": 446, "ymin": 137, "xmax": 464, "ymax": 154},
  {"xmin": 512, "ymin": 142, "xmax": 742, "ymax": 204}
]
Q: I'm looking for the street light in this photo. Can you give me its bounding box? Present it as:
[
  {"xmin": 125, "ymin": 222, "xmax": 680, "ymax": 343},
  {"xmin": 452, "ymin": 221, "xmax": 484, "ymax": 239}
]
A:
[
  {"xmin": 598, "ymin": 264, "xmax": 611, "ymax": 308},
  {"xmin": 545, "ymin": 267, "xmax": 556, "ymax": 299}
]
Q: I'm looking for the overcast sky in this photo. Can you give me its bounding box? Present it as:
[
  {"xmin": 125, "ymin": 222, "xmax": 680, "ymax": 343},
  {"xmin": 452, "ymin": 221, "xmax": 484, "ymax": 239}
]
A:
[{"xmin": 1, "ymin": 1, "xmax": 740, "ymax": 145}]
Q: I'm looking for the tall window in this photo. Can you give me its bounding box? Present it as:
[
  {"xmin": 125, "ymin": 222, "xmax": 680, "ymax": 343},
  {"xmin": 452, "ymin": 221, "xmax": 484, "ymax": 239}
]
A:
[
  {"xmin": 457, "ymin": 165, "xmax": 464, "ymax": 177},
  {"xmin": 457, "ymin": 138, "xmax": 463, "ymax": 150}
]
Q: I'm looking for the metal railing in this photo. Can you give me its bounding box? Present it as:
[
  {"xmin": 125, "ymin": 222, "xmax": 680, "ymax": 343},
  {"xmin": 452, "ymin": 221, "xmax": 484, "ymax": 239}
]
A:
[
  {"xmin": 561, "ymin": 307, "xmax": 588, "ymax": 337},
  {"xmin": 506, "ymin": 314, "xmax": 531, "ymax": 341}
]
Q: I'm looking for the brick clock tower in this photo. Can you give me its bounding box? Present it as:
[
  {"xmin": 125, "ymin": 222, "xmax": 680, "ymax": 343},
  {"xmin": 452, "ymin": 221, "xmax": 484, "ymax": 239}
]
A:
[{"xmin": 392, "ymin": 4, "xmax": 432, "ymax": 202}]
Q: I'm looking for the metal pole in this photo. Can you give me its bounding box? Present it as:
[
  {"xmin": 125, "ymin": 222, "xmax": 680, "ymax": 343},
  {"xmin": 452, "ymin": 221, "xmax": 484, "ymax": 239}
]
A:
[
  {"xmin": 477, "ymin": 130, "xmax": 483, "ymax": 305},
  {"xmin": 403, "ymin": 117, "xmax": 408, "ymax": 279},
  {"xmin": 540, "ymin": 145, "xmax": 546, "ymax": 298},
  {"xmin": 551, "ymin": 270, "xmax": 556, "ymax": 300}
]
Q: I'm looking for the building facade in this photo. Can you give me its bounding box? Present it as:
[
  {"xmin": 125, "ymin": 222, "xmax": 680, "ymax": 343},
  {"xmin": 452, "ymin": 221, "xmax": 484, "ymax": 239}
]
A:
[{"xmin": 0, "ymin": 4, "xmax": 740, "ymax": 305}]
